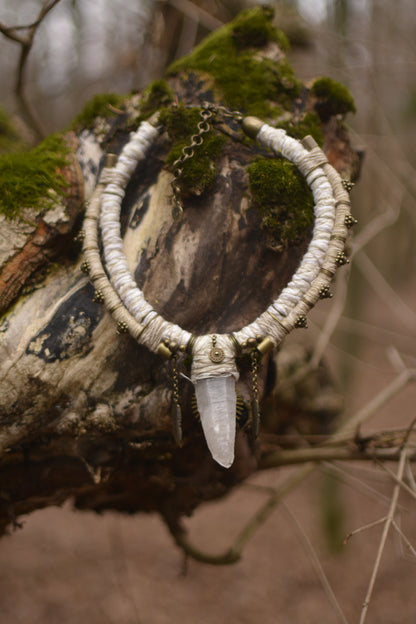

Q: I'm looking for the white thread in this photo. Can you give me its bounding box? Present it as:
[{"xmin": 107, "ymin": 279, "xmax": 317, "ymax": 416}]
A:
[
  {"xmin": 191, "ymin": 335, "xmax": 239, "ymax": 383},
  {"xmin": 85, "ymin": 117, "xmax": 350, "ymax": 381}
]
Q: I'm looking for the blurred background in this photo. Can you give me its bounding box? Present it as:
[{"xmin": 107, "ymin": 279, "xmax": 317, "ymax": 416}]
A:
[{"xmin": 0, "ymin": 1, "xmax": 416, "ymax": 622}]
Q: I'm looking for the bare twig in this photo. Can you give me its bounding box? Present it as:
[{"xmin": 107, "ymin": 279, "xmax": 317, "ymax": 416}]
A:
[
  {"xmin": 0, "ymin": 0, "xmax": 63, "ymax": 139},
  {"xmin": 165, "ymin": 0, "xmax": 223, "ymax": 30},
  {"xmin": 329, "ymin": 368, "xmax": 416, "ymax": 445},
  {"xmin": 359, "ymin": 448, "xmax": 407, "ymax": 624},
  {"xmin": 375, "ymin": 457, "xmax": 416, "ymax": 503},
  {"xmin": 351, "ymin": 188, "xmax": 402, "ymax": 254},
  {"xmin": 281, "ymin": 503, "xmax": 349, "ymax": 623},
  {"xmin": 310, "ymin": 269, "xmax": 349, "ymax": 367},
  {"xmin": 344, "ymin": 517, "xmax": 387, "ymax": 544},
  {"xmin": 164, "ymin": 463, "xmax": 315, "ymax": 565},
  {"xmin": 354, "ymin": 251, "xmax": 416, "ymax": 332},
  {"xmin": 386, "ymin": 346, "xmax": 408, "ymax": 374},
  {"xmin": 324, "ymin": 463, "xmax": 403, "ymax": 509},
  {"xmin": 259, "ymin": 446, "xmax": 414, "ymax": 469},
  {"xmin": 392, "ymin": 520, "xmax": 416, "ymax": 560}
]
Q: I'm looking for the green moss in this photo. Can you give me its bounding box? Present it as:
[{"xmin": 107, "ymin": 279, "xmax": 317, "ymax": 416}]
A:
[
  {"xmin": 311, "ymin": 77, "xmax": 356, "ymax": 121},
  {"xmin": 247, "ymin": 157, "xmax": 314, "ymax": 246},
  {"xmin": 231, "ymin": 5, "xmax": 288, "ymax": 50},
  {"xmin": 279, "ymin": 111, "xmax": 324, "ymax": 146},
  {"xmin": 160, "ymin": 104, "xmax": 227, "ymax": 197},
  {"xmin": 70, "ymin": 92, "xmax": 125, "ymax": 130},
  {"xmin": 140, "ymin": 80, "xmax": 174, "ymax": 118},
  {"xmin": 167, "ymin": 6, "xmax": 300, "ymax": 119},
  {"xmin": 0, "ymin": 133, "xmax": 69, "ymax": 219}
]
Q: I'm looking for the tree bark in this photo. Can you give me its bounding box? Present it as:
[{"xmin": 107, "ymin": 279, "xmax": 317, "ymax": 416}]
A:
[{"xmin": 0, "ymin": 10, "xmax": 359, "ymax": 534}]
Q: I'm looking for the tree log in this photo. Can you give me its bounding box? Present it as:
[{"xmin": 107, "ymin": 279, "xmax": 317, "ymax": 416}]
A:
[{"xmin": 0, "ymin": 7, "xmax": 359, "ymax": 534}]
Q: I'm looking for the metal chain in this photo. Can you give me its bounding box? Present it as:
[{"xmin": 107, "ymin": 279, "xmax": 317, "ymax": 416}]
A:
[
  {"xmin": 171, "ymin": 355, "xmax": 183, "ymax": 445},
  {"xmin": 250, "ymin": 349, "xmax": 260, "ymax": 438},
  {"xmin": 170, "ymin": 102, "xmax": 243, "ymax": 220}
]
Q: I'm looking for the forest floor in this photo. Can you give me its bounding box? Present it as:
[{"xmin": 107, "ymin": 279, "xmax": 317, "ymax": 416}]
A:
[{"xmin": 0, "ymin": 291, "xmax": 415, "ymax": 624}]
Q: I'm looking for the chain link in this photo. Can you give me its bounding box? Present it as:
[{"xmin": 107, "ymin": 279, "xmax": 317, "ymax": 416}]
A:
[
  {"xmin": 250, "ymin": 349, "xmax": 260, "ymax": 438},
  {"xmin": 170, "ymin": 102, "xmax": 243, "ymax": 219},
  {"xmin": 171, "ymin": 355, "xmax": 183, "ymax": 445}
]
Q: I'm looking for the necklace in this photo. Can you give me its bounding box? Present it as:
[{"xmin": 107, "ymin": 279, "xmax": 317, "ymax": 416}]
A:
[{"xmin": 82, "ymin": 103, "xmax": 355, "ymax": 468}]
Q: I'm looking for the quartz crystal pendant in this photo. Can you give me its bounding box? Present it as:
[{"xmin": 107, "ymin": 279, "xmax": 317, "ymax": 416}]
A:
[{"xmin": 195, "ymin": 375, "xmax": 236, "ymax": 468}]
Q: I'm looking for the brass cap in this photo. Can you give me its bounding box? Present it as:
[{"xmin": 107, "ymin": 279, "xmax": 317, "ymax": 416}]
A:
[
  {"xmin": 242, "ymin": 116, "xmax": 264, "ymax": 140},
  {"xmin": 105, "ymin": 153, "xmax": 118, "ymax": 168},
  {"xmin": 257, "ymin": 336, "xmax": 274, "ymax": 355},
  {"xmin": 157, "ymin": 342, "xmax": 172, "ymax": 360}
]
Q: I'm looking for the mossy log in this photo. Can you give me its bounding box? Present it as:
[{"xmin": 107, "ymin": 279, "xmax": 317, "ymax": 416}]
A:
[{"xmin": 0, "ymin": 8, "xmax": 359, "ymax": 534}]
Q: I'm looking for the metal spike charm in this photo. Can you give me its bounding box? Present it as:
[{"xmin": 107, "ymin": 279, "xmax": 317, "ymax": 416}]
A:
[
  {"xmin": 295, "ymin": 314, "xmax": 308, "ymax": 328},
  {"xmin": 335, "ymin": 251, "xmax": 349, "ymax": 266},
  {"xmin": 319, "ymin": 285, "xmax": 333, "ymax": 299},
  {"xmin": 92, "ymin": 289, "xmax": 104, "ymax": 303},
  {"xmin": 344, "ymin": 213, "xmax": 358, "ymax": 228},
  {"xmin": 80, "ymin": 260, "xmax": 90, "ymax": 274},
  {"xmin": 342, "ymin": 179, "xmax": 355, "ymax": 192}
]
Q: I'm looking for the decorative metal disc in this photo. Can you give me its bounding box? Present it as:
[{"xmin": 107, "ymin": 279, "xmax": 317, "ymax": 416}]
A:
[{"xmin": 209, "ymin": 345, "xmax": 225, "ymax": 363}]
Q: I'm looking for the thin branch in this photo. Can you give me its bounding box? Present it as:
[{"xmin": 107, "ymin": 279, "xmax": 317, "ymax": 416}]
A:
[
  {"xmin": 392, "ymin": 520, "xmax": 416, "ymax": 560},
  {"xmin": 281, "ymin": 503, "xmax": 349, "ymax": 624},
  {"xmin": 166, "ymin": 0, "xmax": 223, "ymax": 30},
  {"xmin": 405, "ymin": 458, "xmax": 416, "ymax": 492},
  {"xmin": 344, "ymin": 517, "xmax": 387, "ymax": 544},
  {"xmin": 329, "ymin": 368, "xmax": 416, "ymax": 445},
  {"xmin": 310, "ymin": 269, "xmax": 349, "ymax": 368},
  {"xmin": 354, "ymin": 250, "xmax": 416, "ymax": 332},
  {"xmin": 386, "ymin": 346, "xmax": 408, "ymax": 374},
  {"xmin": 164, "ymin": 462, "xmax": 315, "ymax": 565},
  {"xmin": 258, "ymin": 446, "xmax": 414, "ymax": 469},
  {"xmin": 0, "ymin": 0, "xmax": 63, "ymax": 139},
  {"xmin": 359, "ymin": 448, "xmax": 407, "ymax": 624},
  {"xmin": 375, "ymin": 457, "xmax": 416, "ymax": 503},
  {"xmin": 324, "ymin": 463, "xmax": 404, "ymax": 508},
  {"xmin": 351, "ymin": 188, "xmax": 402, "ymax": 254}
]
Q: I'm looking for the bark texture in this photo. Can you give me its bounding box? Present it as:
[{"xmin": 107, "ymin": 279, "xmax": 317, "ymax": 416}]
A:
[{"xmin": 0, "ymin": 10, "xmax": 359, "ymax": 534}]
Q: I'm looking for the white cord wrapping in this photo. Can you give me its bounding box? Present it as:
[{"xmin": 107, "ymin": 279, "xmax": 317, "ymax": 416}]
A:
[{"xmin": 85, "ymin": 117, "xmax": 351, "ymax": 382}]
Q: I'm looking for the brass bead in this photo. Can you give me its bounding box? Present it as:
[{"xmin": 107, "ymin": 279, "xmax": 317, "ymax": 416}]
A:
[
  {"xmin": 345, "ymin": 214, "xmax": 358, "ymax": 228},
  {"xmin": 116, "ymin": 321, "xmax": 129, "ymax": 334},
  {"xmin": 336, "ymin": 251, "xmax": 349, "ymax": 266},
  {"xmin": 247, "ymin": 337, "xmax": 257, "ymax": 348},
  {"xmin": 255, "ymin": 334, "xmax": 263, "ymax": 343},
  {"xmin": 295, "ymin": 315, "xmax": 308, "ymax": 329},
  {"xmin": 342, "ymin": 179, "xmax": 355, "ymax": 193},
  {"xmin": 319, "ymin": 285, "xmax": 333, "ymax": 299},
  {"xmin": 92, "ymin": 289, "xmax": 104, "ymax": 303},
  {"xmin": 80, "ymin": 260, "xmax": 90, "ymax": 274},
  {"xmin": 179, "ymin": 344, "xmax": 186, "ymax": 353},
  {"xmin": 169, "ymin": 340, "xmax": 178, "ymax": 353}
]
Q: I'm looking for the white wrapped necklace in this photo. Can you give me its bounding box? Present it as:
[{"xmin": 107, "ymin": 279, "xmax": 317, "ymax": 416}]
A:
[{"xmin": 82, "ymin": 103, "xmax": 355, "ymax": 468}]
